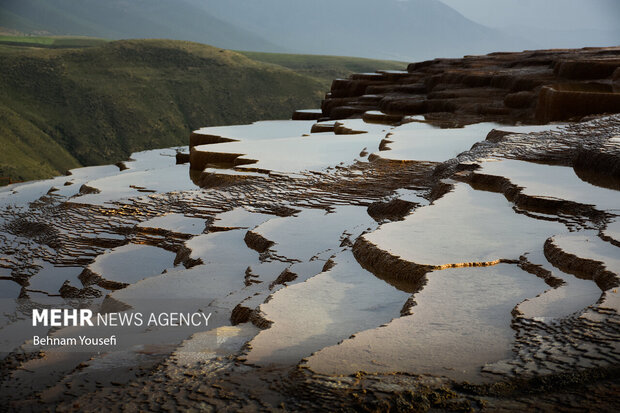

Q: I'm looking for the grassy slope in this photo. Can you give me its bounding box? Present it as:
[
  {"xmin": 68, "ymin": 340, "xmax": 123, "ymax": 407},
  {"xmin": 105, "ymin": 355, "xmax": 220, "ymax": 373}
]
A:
[
  {"xmin": 0, "ymin": 103, "xmax": 81, "ymax": 181},
  {"xmin": 0, "ymin": 39, "xmax": 324, "ymax": 181},
  {"xmin": 0, "ymin": 38, "xmax": 404, "ymax": 182}
]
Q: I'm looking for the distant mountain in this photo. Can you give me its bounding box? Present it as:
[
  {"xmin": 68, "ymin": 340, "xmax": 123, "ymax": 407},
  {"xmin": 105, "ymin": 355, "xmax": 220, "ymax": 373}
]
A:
[
  {"xmin": 438, "ymin": 0, "xmax": 620, "ymax": 50},
  {"xmin": 191, "ymin": 0, "xmax": 535, "ymax": 60},
  {"xmin": 0, "ymin": 0, "xmax": 283, "ymax": 52},
  {"xmin": 1, "ymin": 0, "xmax": 535, "ymax": 60}
]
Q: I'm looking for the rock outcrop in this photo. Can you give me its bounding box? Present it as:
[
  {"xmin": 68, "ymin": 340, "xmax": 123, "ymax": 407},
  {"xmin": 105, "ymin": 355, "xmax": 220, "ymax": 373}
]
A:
[{"xmin": 309, "ymin": 47, "xmax": 620, "ymax": 125}]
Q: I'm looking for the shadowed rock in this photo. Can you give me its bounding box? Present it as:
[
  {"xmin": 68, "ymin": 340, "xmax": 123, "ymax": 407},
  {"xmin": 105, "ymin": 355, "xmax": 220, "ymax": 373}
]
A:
[
  {"xmin": 320, "ymin": 47, "xmax": 620, "ymax": 124},
  {"xmin": 366, "ymin": 198, "xmax": 417, "ymax": 222}
]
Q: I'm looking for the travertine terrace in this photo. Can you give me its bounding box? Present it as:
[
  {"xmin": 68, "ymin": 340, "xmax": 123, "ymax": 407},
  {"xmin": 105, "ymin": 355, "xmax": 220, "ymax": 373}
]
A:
[
  {"xmin": 307, "ymin": 46, "xmax": 620, "ymax": 125},
  {"xmin": 0, "ymin": 47, "xmax": 619, "ymax": 411}
]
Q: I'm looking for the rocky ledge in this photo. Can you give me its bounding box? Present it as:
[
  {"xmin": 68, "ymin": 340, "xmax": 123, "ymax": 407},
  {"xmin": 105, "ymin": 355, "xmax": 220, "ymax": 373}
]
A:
[
  {"xmin": 1, "ymin": 48, "xmax": 619, "ymax": 412},
  {"xmin": 299, "ymin": 47, "xmax": 620, "ymax": 125}
]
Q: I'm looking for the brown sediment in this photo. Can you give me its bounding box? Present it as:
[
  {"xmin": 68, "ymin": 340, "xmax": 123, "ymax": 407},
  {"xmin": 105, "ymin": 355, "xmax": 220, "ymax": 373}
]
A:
[
  {"xmin": 189, "ymin": 132, "xmax": 237, "ymax": 148},
  {"xmin": 366, "ymin": 198, "xmax": 418, "ymax": 222},
  {"xmin": 268, "ymin": 268, "xmax": 298, "ymax": 289},
  {"xmin": 231, "ymin": 302, "xmax": 274, "ymax": 330},
  {"xmin": 172, "ymin": 245, "xmax": 203, "ymax": 269},
  {"xmin": 459, "ymin": 365, "xmax": 620, "ymax": 400},
  {"xmin": 194, "ymin": 171, "xmax": 256, "ymax": 188},
  {"xmin": 400, "ymin": 296, "xmax": 417, "ymax": 316},
  {"xmin": 188, "ymin": 146, "xmax": 245, "ymax": 171},
  {"xmin": 378, "ymin": 137, "xmax": 392, "ymax": 150},
  {"xmin": 352, "ymin": 235, "xmax": 431, "ymax": 290},
  {"xmin": 485, "ymin": 128, "xmax": 514, "ymax": 143},
  {"xmin": 465, "ymin": 170, "xmax": 607, "ymax": 222},
  {"xmin": 115, "ymin": 162, "xmax": 129, "ymax": 171},
  {"xmin": 6, "ymin": 218, "xmax": 62, "ymax": 249},
  {"xmin": 244, "ymin": 266, "xmax": 262, "ymax": 286},
  {"xmin": 230, "ymin": 304, "xmax": 252, "ymax": 325},
  {"xmin": 535, "ymin": 83, "xmax": 620, "ymax": 123},
  {"xmin": 244, "ymin": 230, "xmax": 274, "ymax": 253},
  {"xmin": 75, "ymin": 235, "xmax": 127, "ymax": 249},
  {"xmin": 333, "ymin": 121, "xmax": 366, "ymax": 135},
  {"xmin": 249, "ymin": 310, "xmax": 273, "ymax": 330},
  {"xmin": 516, "ymin": 255, "xmax": 564, "ymax": 288},
  {"xmin": 362, "ymin": 110, "xmax": 403, "ymax": 124},
  {"xmin": 58, "ymin": 280, "xmax": 102, "ymax": 299},
  {"xmin": 133, "ymin": 226, "xmax": 194, "ymax": 240},
  {"xmin": 321, "ymin": 47, "xmax": 620, "ymax": 125},
  {"xmin": 428, "ymin": 181, "xmax": 454, "ymax": 202},
  {"xmin": 573, "ymin": 148, "xmax": 620, "ymax": 190},
  {"xmin": 353, "ymin": 230, "xmax": 526, "ymax": 296},
  {"xmin": 543, "ymin": 237, "xmax": 619, "ymax": 290},
  {"xmin": 77, "ymin": 268, "xmax": 128, "ymax": 291},
  {"xmin": 600, "ymin": 226, "xmax": 620, "ymax": 249},
  {"xmin": 321, "ymin": 258, "xmax": 336, "ymax": 272},
  {"xmin": 351, "ymin": 236, "xmax": 438, "ymax": 296},
  {"xmin": 175, "ymin": 152, "xmax": 190, "ymax": 164},
  {"xmin": 78, "ymin": 184, "xmax": 100, "ymax": 195},
  {"xmin": 574, "ymin": 166, "xmax": 620, "ymax": 191},
  {"xmin": 310, "ymin": 122, "xmax": 336, "ymax": 133}
]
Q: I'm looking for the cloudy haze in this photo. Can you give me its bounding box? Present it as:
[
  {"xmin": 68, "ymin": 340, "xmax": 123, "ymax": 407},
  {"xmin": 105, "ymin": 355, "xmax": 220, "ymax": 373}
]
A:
[
  {"xmin": 1, "ymin": 0, "xmax": 618, "ymax": 60},
  {"xmin": 438, "ymin": 0, "xmax": 619, "ymax": 49}
]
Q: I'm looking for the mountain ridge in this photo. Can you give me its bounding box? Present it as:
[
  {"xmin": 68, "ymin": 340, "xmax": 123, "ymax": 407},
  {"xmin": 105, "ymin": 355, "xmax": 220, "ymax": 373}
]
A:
[
  {"xmin": 0, "ymin": 0, "xmax": 535, "ymax": 60},
  {"xmin": 0, "ymin": 0, "xmax": 283, "ymax": 52}
]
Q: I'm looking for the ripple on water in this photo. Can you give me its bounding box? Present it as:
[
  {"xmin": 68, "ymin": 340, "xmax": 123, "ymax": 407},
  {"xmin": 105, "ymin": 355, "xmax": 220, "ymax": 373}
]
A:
[
  {"xmin": 245, "ymin": 250, "xmax": 410, "ymax": 366},
  {"xmin": 363, "ymin": 182, "xmax": 566, "ymax": 268},
  {"xmin": 137, "ymin": 213, "xmax": 207, "ymax": 236},
  {"xmin": 476, "ymin": 159, "xmax": 620, "ymax": 212},
  {"xmin": 373, "ymin": 123, "xmax": 562, "ymax": 162}
]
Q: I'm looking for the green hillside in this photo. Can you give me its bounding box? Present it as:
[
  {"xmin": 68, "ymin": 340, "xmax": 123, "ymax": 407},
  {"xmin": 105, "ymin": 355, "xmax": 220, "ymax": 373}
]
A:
[
  {"xmin": 0, "ymin": 38, "xmax": 404, "ymax": 183},
  {"xmin": 0, "ymin": 0, "xmax": 282, "ymax": 52}
]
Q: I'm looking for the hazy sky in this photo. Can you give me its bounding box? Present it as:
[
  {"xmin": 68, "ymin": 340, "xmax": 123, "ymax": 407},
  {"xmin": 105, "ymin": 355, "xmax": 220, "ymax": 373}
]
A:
[{"xmin": 437, "ymin": 0, "xmax": 620, "ymax": 31}]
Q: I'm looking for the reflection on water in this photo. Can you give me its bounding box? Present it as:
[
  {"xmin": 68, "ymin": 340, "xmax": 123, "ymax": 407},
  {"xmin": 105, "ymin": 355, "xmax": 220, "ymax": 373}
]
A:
[
  {"xmin": 306, "ymin": 264, "xmax": 548, "ymax": 382},
  {"xmin": 0, "ymin": 279, "xmax": 21, "ymax": 299},
  {"xmin": 516, "ymin": 249, "xmax": 602, "ymax": 321},
  {"xmin": 552, "ymin": 231, "xmax": 620, "ymax": 276},
  {"xmin": 70, "ymin": 164, "xmax": 197, "ymax": 206},
  {"xmin": 249, "ymin": 206, "xmax": 375, "ymax": 262},
  {"xmin": 372, "ymin": 123, "xmax": 562, "ymax": 162},
  {"xmin": 364, "ymin": 182, "xmax": 566, "ymax": 267},
  {"xmin": 138, "ymin": 213, "xmax": 207, "ymax": 235},
  {"xmin": 246, "ymin": 250, "xmax": 409, "ymax": 366},
  {"xmin": 193, "ymin": 120, "xmax": 316, "ymax": 142},
  {"xmin": 0, "ymin": 112, "xmax": 618, "ymax": 397},
  {"xmin": 89, "ymin": 244, "xmax": 176, "ymax": 285},
  {"xmin": 477, "ymin": 159, "xmax": 620, "ymax": 212},
  {"xmin": 193, "ymin": 132, "xmax": 383, "ymax": 173},
  {"xmin": 603, "ymin": 217, "xmax": 620, "ymax": 244},
  {"xmin": 26, "ymin": 263, "xmax": 83, "ymax": 295}
]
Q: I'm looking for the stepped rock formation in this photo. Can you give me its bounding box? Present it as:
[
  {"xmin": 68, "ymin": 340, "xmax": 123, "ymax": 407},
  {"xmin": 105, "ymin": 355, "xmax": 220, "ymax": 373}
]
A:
[
  {"xmin": 299, "ymin": 47, "xmax": 620, "ymax": 125},
  {"xmin": 0, "ymin": 48, "xmax": 619, "ymax": 411}
]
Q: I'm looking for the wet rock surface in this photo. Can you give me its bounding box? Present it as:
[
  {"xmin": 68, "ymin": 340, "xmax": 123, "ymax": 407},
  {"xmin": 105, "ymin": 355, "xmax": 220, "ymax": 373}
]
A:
[
  {"xmin": 321, "ymin": 47, "xmax": 620, "ymax": 126},
  {"xmin": 1, "ymin": 50, "xmax": 619, "ymax": 411}
]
